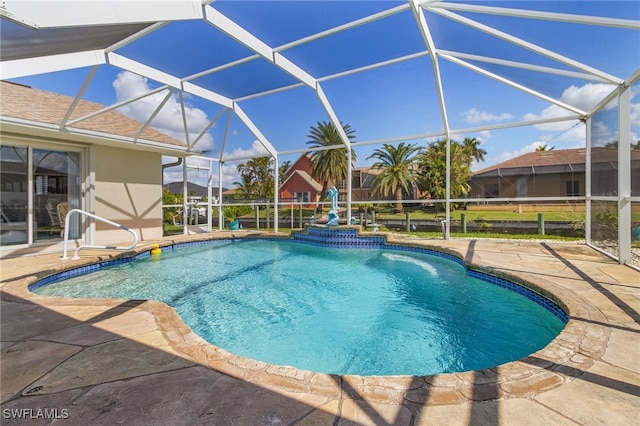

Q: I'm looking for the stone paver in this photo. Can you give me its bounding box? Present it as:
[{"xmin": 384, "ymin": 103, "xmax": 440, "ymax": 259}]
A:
[
  {"xmin": 0, "ymin": 341, "xmax": 81, "ymax": 403},
  {"xmin": 22, "ymin": 338, "xmax": 194, "ymax": 396},
  {"xmin": 534, "ymin": 360, "xmax": 640, "ymax": 426},
  {"xmin": 1, "ymin": 233, "xmax": 638, "ymax": 425}
]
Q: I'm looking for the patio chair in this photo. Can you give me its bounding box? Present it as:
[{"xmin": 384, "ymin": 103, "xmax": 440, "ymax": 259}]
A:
[
  {"xmin": 45, "ymin": 199, "xmax": 60, "ymax": 227},
  {"xmin": 56, "ymin": 202, "xmax": 69, "ymax": 237}
]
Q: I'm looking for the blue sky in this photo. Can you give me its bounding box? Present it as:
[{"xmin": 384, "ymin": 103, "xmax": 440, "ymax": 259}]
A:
[{"xmin": 8, "ymin": 0, "xmax": 640, "ymax": 188}]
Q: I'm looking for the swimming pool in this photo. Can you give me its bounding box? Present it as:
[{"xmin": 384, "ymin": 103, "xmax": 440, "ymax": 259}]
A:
[{"xmin": 32, "ymin": 232, "xmax": 566, "ymax": 376}]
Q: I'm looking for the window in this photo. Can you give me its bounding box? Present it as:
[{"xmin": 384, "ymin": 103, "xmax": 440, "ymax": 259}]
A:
[
  {"xmin": 566, "ymin": 180, "xmax": 579, "ymax": 196},
  {"xmin": 294, "ymin": 191, "xmax": 310, "ymax": 203},
  {"xmin": 484, "ymin": 183, "xmax": 499, "ymax": 198}
]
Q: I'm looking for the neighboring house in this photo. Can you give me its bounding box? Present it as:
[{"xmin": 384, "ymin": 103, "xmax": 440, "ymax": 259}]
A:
[
  {"xmin": 0, "ymin": 81, "xmax": 190, "ymax": 251},
  {"xmin": 278, "ymin": 155, "xmax": 394, "ymax": 208},
  {"xmin": 348, "ymin": 168, "xmax": 382, "ymax": 203},
  {"xmin": 163, "ymin": 182, "xmax": 226, "ymax": 198},
  {"xmin": 279, "ymin": 154, "xmax": 322, "ymax": 208},
  {"xmin": 469, "ymin": 147, "xmax": 640, "ymax": 199}
]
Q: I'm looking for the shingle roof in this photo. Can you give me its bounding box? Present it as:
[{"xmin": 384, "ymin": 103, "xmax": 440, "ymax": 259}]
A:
[
  {"xmin": 472, "ymin": 147, "xmax": 639, "ymax": 178},
  {"xmin": 282, "ymin": 169, "xmax": 323, "ymax": 192},
  {"xmin": 474, "ymin": 148, "xmax": 586, "ymax": 176},
  {"xmin": 0, "ymin": 81, "xmax": 186, "ymax": 147}
]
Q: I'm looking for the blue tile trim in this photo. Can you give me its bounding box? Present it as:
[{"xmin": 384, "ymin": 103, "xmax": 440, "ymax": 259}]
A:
[{"xmin": 30, "ymin": 231, "xmax": 568, "ymax": 323}]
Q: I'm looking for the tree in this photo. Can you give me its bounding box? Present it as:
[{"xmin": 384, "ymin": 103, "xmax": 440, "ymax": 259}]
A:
[
  {"xmin": 234, "ymin": 156, "xmax": 274, "ymax": 198},
  {"xmin": 366, "ymin": 142, "xmax": 421, "ymax": 214},
  {"xmin": 162, "ymin": 187, "xmax": 183, "ymax": 225},
  {"xmin": 278, "ymin": 160, "xmax": 291, "ymax": 184},
  {"xmin": 462, "ymin": 137, "xmax": 487, "ymax": 162},
  {"xmin": 416, "ymin": 139, "xmax": 475, "ymax": 209},
  {"xmin": 536, "ymin": 144, "xmax": 555, "ymax": 151},
  {"xmin": 306, "ymin": 121, "xmax": 356, "ymax": 213}
]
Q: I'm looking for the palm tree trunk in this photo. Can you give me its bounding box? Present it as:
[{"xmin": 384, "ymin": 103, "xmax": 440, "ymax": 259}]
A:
[
  {"xmin": 394, "ymin": 186, "xmax": 404, "ymax": 214},
  {"xmin": 317, "ymin": 182, "xmax": 328, "ymax": 214}
]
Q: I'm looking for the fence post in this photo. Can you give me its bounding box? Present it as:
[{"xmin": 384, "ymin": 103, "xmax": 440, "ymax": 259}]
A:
[
  {"xmin": 461, "ymin": 213, "xmax": 467, "ymax": 234},
  {"xmin": 256, "ymin": 205, "xmax": 260, "ymax": 229},
  {"xmin": 266, "ymin": 204, "xmax": 270, "ymax": 229},
  {"xmin": 406, "ymin": 212, "xmax": 411, "ymax": 232},
  {"xmin": 538, "ymin": 213, "xmax": 545, "ymax": 236},
  {"xmin": 298, "ymin": 202, "xmax": 303, "ymax": 228}
]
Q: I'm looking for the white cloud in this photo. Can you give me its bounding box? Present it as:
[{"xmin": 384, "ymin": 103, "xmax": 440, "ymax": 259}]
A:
[
  {"xmin": 223, "ymin": 140, "xmax": 270, "ymax": 161},
  {"xmin": 491, "ymin": 141, "xmax": 547, "ymax": 164},
  {"xmin": 524, "ymin": 83, "xmax": 616, "ymax": 142},
  {"xmin": 462, "ymin": 108, "xmax": 513, "ymax": 124},
  {"xmin": 112, "ymin": 71, "xmax": 214, "ymax": 151}
]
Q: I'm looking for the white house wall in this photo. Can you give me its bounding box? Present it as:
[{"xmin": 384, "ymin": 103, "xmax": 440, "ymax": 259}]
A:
[{"xmin": 94, "ymin": 146, "xmax": 163, "ymax": 243}]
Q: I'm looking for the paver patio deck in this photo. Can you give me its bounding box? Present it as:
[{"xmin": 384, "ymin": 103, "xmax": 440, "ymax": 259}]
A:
[{"xmin": 1, "ymin": 231, "xmax": 638, "ymax": 425}]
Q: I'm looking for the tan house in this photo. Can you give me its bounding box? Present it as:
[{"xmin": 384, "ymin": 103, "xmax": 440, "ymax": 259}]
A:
[
  {"xmin": 0, "ymin": 81, "xmax": 190, "ymax": 252},
  {"xmin": 469, "ymin": 147, "xmax": 640, "ymax": 199}
]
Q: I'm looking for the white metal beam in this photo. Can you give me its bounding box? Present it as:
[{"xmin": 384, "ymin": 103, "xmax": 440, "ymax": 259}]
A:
[
  {"xmin": 438, "ymin": 50, "xmax": 612, "ymax": 83},
  {"xmin": 315, "ymin": 84, "xmax": 352, "ymax": 150},
  {"xmin": 134, "ymin": 89, "xmax": 175, "ymax": 142},
  {"xmin": 203, "ymin": 6, "xmax": 273, "ymax": 58},
  {"xmin": 410, "ymin": 0, "xmax": 452, "ymax": 238},
  {"xmin": 0, "ymin": 50, "xmax": 106, "ymax": 79},
  {"xmin": 427, "ymin": 7, "xmax": 624, "ymax": 85},
  {"xmin": 441, "ymin": 54, "xmax": 588, "ymax": 116},
  {"xmin": 618, "ymin": 85, "xmax": 632, "ymax": 264},
  {"xmin": 275, "ymin": 3, "xmax": 411, "ymax": 52},
  {"xmin": 231, "ymin": 103, "xmax": 277, "ymax": 159},
  {"xmin": 182, "ymin": 82, "xmax": 233, "ymax": 109},
  {"xmin": 107, "ymin": 53, "xmax": 182, "ymax": 88},
  {"xmin": 410, "ymin": 1, "xmax": 451, "ymax": 137},
  {"xmin": 106, "ymin": 22, "xmax": 170, "ymax": 53},
  {"xmin": 183, "ymin": 54, "xmax": 260, "ymax": 83},
  {"xmin": 319, "ymin": 51, "xmax": 429, "ymax": 82},
  {"xmin": 60, "ymin": 65, "xmax": 99, "ymax": 131},
  {"xmin": 426, "ymin": 2, "xmax": 640, "ymax": 30},
  {"xmin": 178, "ymin": 91, "xmax": 191, "ymax": 148},
  {"xmin": 451, "ymin": 114, "xmax": 581, "ymax": 135},
  {"xmin": 219, "ymin": 109, "xmax": 232, "ymax": 163},
  {"xmin": 191, "ymin": 107, "xmax": 228, "ymax": 151},
  {"xmin": 204, "ymin": 6, "xmax": 318, "ymax": 89},
  {"xmin": 234, "ymin": 83, "xmax": 306, "ymax": 103},
  {"xmin": 1, "ymin": 0, "xmax": 202, "ymax": 28},
  {"xmin": 66, "ymin": 85, "xmax": 170, "ymax": 126}
]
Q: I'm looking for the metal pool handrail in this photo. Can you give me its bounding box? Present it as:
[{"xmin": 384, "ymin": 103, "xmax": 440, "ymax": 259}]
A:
[{"xmin": 61, "ymin": 209, "xmax": 139, "ymax": 260}]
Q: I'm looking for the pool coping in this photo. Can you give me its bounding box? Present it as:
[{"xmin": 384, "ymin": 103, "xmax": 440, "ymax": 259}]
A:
[{"xmin": 1, "ymin": 230, "xmax": 612, "ymax": 406}]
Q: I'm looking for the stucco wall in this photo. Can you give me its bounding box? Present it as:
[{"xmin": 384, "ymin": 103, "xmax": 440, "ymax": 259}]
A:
[{"xmin": 94, "ymin": 146, "xmax": 162, "ymax": 243}]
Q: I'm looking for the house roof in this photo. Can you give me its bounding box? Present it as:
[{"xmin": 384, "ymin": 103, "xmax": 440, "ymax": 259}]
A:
[
  {"xmin": 0, "ymin": 81, "xmax": 187, "ymax": 150},
  {"xmin": 281, "ymin": 169, "xmax": 323, "ymax": 192},
  {"xmin": 472, "ymin": 147, "xmax": 639, "ymax": 178}
]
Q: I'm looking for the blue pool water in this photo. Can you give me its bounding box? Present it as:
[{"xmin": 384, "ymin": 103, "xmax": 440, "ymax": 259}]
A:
[{"xmin": 33, "ymin": 239, "xmax": 565, "ymax": 376}]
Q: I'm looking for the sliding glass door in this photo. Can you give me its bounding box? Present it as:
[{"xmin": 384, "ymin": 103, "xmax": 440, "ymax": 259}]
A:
[{"xmin": 0, "ymin": 145, "xmax": 83, "ymax": 246}]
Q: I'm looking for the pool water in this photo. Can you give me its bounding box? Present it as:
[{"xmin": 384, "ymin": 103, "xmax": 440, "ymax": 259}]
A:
[{"xmin": 34, "ymin": 240, "xmax": 565, "ymax": 376}]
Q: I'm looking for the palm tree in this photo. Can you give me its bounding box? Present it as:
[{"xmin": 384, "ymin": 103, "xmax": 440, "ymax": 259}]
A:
[
  {"xmin": 416, "ymin": 139, "xmax": 472, "ymax": 212},
  {"xmin": 278, "ymin": 160, "xmax": 291, "ymax": 184},
  {"xmin": 367, "ymin": 143, "xmax": 421, "ymax": 214},
  {"xmin": 306, "ymin": 121, "xmax": 356, "ymax": 213},
  {"xmin": 462, "ymin": 137, "xmax": 487, "ymax": 163},
  {"xmin": 235, "ymin": 156, "xmax": 274, "ymax": 198},
  {"xmin": 536, "ymin": 144, "xmax": 554, "ymax": 151}
]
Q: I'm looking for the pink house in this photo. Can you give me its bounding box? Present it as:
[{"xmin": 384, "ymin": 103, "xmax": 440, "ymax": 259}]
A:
[{"xmin": 279, "ymin": 155, "xmax": 323, "ymax": 208}]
